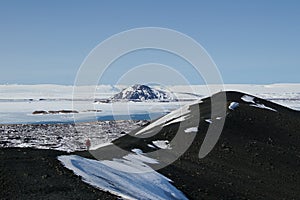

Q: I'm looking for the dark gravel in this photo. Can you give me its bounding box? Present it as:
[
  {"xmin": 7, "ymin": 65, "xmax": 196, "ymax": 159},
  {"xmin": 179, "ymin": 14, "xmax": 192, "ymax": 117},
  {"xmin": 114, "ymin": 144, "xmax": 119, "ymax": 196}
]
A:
[{"xmin": 0, "ymin": 148, "xmax": 116, "ymax": 200}]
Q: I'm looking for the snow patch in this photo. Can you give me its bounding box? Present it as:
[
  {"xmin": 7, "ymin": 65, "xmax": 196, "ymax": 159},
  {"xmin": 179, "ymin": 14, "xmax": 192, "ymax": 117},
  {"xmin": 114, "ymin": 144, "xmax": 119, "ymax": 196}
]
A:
[
  {"xmin": 131, "ymin": 148, "xmax": 143, "ymax": 154},
  {"xmin": 229, "ymin": 102, "xmax": 239, "ymax": 110},
  {"xmin": 184, "ymin": 127, "xmax": 198, "ymax": 133},
  {"xmin": 147, "ymin": 144, "xmax": 156, "ymax": 149},
  {"xmin": 241, "ymin": 95, "xmax": 255, "ymax": 103},
  {"xmin": 162, "ymin": 115, "xmax": 189, "ymax": 127},
  {"xmin": 250, "ymin": 103, "xmax": 277, "ymax": 112},
  {"xmin": 240, "ymin": 95, "xmax": 277, "ymax": 112},
  {"xmin": 152, "ymin": 140, "xmax": 172, "ymax": 149},
  {"xmin": 58, "ymin": 154, "xmax": 187, "ymax": 200},
  {"xmin": 135, "ymin": 105, "xmax": 191, "ymax": 135},
  {"xmin": 205, "ymin": 119, "xmax": 212, "ymax": 124}
]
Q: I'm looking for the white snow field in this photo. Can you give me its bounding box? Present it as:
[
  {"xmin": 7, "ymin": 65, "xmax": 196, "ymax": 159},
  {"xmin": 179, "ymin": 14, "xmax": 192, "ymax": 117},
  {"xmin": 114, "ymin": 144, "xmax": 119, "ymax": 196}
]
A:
[
  {"xmin": 0, "ymin": 84, "xmax": 299, "ymax": 124},
  {"xmin": 58, "ymin": 149, "xmax": 188, "ymax": 200}
]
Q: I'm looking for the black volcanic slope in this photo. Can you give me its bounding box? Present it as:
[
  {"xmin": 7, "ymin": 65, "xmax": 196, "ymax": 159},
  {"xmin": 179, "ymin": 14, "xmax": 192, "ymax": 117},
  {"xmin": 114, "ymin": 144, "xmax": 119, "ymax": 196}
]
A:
[
  {"xmin": 0, "ymin": 148, "xmax": 115, "ymax": 200},
  {"xmin": 94, "ymin": 91, "xmax": 300, "ymax": 200}
]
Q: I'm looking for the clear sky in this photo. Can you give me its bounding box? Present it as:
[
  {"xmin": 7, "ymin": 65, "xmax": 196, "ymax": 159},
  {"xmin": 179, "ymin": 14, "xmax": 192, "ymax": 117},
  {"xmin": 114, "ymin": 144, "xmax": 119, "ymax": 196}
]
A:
[{"xmin": 0, "ymin": 0, "xmax": 299, "ymax": 85}]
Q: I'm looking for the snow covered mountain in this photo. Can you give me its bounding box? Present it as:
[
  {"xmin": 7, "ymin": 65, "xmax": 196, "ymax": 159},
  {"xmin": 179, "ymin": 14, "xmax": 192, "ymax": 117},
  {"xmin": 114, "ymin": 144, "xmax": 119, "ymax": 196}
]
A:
[{"xmin": 111, "ymin": 84, "xmax": 177, "ymax": 102}]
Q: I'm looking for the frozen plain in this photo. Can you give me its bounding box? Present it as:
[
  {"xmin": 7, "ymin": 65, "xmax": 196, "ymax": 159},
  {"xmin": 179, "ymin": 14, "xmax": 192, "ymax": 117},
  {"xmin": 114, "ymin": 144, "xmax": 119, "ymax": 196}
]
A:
[{"xmin": 0, "ymin": 83, "xmax": 299, "ymax": 124}]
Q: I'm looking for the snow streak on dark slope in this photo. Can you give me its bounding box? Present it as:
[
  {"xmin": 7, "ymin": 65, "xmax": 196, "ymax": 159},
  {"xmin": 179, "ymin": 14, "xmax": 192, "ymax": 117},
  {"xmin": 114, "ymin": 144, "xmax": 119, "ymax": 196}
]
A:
[
  {"xmin": 91, "ymin": 91, "xmax": 300, "ymax": 200},
  {"xmin": 111, "ymin": 84, "xmax": 177, "ymax": 102}
]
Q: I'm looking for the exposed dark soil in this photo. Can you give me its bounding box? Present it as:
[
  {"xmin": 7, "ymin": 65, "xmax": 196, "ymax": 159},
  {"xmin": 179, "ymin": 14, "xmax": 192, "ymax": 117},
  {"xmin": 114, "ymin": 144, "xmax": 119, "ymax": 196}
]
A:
[{"xmin": 0, "ymin": 148, "xmax": 116, "ymax": 200}]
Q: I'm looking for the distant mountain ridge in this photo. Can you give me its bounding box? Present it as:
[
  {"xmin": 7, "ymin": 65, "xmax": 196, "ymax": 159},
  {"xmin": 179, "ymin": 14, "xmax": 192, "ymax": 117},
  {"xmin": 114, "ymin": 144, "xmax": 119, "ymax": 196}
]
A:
[{"xmin": 111, "ymin": 84, "xmax": 177, "ymax": 102}]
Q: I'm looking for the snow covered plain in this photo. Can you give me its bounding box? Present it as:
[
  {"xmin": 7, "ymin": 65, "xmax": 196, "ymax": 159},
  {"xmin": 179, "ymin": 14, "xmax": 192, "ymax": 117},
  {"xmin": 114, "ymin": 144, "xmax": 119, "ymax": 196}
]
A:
[{"xmin": 0, "ymin": 84, "xmax": 299, "ymax": 124}]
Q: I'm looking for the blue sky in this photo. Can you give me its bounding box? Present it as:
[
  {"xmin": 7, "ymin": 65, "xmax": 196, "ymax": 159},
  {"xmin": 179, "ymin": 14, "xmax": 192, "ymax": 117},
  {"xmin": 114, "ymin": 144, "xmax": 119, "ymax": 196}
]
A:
[{"xmin": 0, "ymin": 0, "xmax": 299, "ymax": 85}]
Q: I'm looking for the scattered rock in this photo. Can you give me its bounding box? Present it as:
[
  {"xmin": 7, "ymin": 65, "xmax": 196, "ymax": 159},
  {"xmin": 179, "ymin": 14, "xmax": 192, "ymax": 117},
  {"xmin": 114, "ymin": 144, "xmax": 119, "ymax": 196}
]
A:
[{"xmin": 32, "ymin": 110, "xmax": 48, "ymax": 115}]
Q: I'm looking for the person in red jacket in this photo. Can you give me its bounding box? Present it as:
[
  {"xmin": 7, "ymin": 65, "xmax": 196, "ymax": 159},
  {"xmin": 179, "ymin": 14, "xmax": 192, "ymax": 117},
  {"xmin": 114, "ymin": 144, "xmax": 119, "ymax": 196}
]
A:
[{"xmin": 85, "ymin": 138, "xmax": 91, "ymax": 150}]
